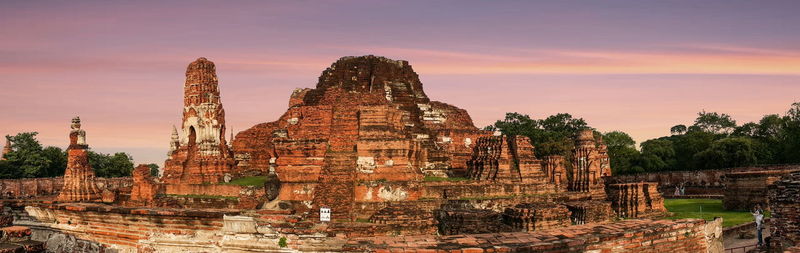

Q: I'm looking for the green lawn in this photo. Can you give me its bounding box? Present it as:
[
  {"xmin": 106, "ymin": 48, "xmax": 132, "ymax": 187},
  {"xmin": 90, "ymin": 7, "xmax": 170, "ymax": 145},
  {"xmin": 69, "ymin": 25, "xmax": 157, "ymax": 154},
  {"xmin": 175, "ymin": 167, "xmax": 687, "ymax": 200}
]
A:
[
  {"xmin": 664, "ymin": 199, "xmax": 767, "ymax": 228},
  {"xmin": 221, "ymin": 176, "xmax": 268, "ymax": 186}
]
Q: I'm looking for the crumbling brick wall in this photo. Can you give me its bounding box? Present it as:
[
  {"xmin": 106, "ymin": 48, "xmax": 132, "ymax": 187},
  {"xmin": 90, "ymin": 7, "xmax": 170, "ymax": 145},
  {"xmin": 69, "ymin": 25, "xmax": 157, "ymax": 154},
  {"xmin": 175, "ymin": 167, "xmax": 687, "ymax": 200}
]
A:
[
  {"xmin": 502, "ymin": 203, "xmax": 571, "ymax": 231},
  {"xmin": 610, "ymin": 164, "xmax": 800, "ymax": 196},
  {"xmin": 724, "ymin": 169, "xmax": 797, "ymax": 211},
  {"xmin": 466, "ymin": 135, "xmax": 547, "ymax": 184},
  {"xmin": 0, "ymin": 177, "xmax": 131, "ymax": 199},
  {"xmin": 769, "ymin": 171, "xmax": 800, "ymax": 250},
  {"xmin": 606, "ymin": 182, "xmax": 667, "ymax": 218},
  {"xmin": 344, "ymin": 219, "xmax": 718, "ymax": 252},
  {"xmin": 434, "ymin": 201, "xmax": 514, "ymax": 235}
]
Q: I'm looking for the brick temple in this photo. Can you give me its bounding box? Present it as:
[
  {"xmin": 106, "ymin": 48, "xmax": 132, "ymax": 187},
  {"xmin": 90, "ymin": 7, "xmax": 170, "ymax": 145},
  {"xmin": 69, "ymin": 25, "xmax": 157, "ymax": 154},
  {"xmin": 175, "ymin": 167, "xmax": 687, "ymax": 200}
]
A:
[{"xmin": 0, "ymin": 56, "xmax": 736, "ymax": 253}]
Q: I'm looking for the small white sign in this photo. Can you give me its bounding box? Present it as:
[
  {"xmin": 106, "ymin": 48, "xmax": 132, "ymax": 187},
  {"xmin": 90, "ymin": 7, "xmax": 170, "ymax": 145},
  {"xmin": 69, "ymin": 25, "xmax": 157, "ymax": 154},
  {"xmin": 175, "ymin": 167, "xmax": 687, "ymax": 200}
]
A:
[{"xmin": 320, "ymin": 207, "xmax": 331, "ymax": 222}]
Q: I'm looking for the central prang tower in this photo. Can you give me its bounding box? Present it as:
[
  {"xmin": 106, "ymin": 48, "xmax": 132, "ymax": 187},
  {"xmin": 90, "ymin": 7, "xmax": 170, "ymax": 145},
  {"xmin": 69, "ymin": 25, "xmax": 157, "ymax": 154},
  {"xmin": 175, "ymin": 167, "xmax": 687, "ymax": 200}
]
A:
[{"xmin": 162, "ymin": 57, "xmax": 235, "ymax": 184}]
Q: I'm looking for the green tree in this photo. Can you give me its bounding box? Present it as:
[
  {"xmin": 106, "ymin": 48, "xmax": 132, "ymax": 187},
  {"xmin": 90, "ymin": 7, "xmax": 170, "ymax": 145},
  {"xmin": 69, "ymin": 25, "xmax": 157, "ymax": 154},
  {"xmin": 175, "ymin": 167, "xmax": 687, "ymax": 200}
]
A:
[
  {"xmin": 733, "ymin": 122, "xmax": 759, "ymax": 137},
  {"xmin": 492, "ymin": 113, "xmax": 590, "ymax": 158},
  {"xmin": 89, "ymin": 151, "xmax": 134, "ymax": 177},
  {"xmin": 693, "ymin": 137, "xmax": 757, "ymax": 170},
  {"xmin": 493, "ymin": 112, "xmax": 539, "ymax": 138},
  {"xmin": 4, "ymin": 133, "xmax": 50, "ymax": 178},
  {"xmin": 693, "ymin": 111, "xmax": 737, "ymax": 134},
  {"xmin": 602, "ymin": 131, "xmax": 640, "ymax": 174},
  {"xmin": 640, "ymin": 139, "xmax": 676, "ymax": 171},
  {"xmin": 670, "ymin": 125, "xmax": 687, "ymax": 135},
  {"xmin": 41, "ymin": 146, "xmax": 67, "ymax": 177},
  {"xmin": 0, "ymin": 160, "xmax": 20, "ymax": 179}
]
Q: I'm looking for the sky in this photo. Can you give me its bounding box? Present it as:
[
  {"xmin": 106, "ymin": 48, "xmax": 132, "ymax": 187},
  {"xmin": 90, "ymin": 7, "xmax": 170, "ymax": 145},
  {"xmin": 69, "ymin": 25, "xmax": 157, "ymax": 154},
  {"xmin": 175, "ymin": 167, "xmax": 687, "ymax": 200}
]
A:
[{"xmin": 1, "ymin": 0, "xmax": 799, "ymax": 165}]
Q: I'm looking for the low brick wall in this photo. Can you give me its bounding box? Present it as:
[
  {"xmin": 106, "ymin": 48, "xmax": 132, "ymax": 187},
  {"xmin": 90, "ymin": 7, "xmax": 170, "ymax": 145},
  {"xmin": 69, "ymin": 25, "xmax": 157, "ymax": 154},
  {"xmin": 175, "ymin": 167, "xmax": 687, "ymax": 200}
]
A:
[
  {"xmin": 0, "ymin": 177, "xmax": 132, "ymax": 198},
  {"xmin": 343, "ymin": 218, "xmax": 722, "ymax": 252},
  {"xmin": 164, "ymin": 183, "xmax": 243, "ymax": 197},
  {"xmin": 723, "ymin": 169, "xmax": 796, "ymax": 211},
  {"xmin": 610, "ymin": 165, "xmax": 800, "ymax": 196}
]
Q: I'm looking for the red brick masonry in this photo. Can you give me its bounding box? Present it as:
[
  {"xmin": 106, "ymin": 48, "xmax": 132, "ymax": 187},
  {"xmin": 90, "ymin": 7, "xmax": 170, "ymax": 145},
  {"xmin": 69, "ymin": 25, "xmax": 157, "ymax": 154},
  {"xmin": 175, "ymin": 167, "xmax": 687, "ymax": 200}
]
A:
[{"xmin": 343, "ymin": 219, "xmax": 711, "ymax": 253}]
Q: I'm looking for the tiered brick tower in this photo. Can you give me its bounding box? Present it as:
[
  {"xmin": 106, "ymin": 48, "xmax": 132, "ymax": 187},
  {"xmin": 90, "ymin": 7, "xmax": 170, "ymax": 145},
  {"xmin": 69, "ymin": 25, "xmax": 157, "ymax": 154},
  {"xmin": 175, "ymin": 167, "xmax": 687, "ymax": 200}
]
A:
[
  {"xmin": 570, "ymin": 129, "xmax": 606, "ymax": 200},
  {"xmin": 233, "ymin": 56, "xmax": 490, "ymax": 220},
  {"xmin": 56, "ymin": 117, "xmax": 101, "ymax": 202},
  {"xmin": 1, "ymin": 138, "xmax": 10, "ymax": 160},
  {"xmin": 162, "ymin": 58, "xmax": 235, "ymax": 184}
]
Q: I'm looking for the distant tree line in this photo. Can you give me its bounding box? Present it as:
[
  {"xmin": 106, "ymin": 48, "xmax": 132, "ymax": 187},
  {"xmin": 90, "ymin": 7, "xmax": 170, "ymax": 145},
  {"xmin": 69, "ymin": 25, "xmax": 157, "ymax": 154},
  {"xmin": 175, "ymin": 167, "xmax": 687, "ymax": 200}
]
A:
[
  {"xmin": 490, "ymin": 102, "xmax": 800, "ymax": 175},
  {"xmin": 0, "ymin": 132, "xmax": 140, "ymax": 179}
]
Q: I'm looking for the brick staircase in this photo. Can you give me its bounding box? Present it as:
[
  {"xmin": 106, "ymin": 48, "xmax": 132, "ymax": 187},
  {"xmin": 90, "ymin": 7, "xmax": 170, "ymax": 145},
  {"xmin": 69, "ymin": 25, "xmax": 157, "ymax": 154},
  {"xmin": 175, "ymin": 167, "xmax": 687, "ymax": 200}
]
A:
[{"xmin": 310, "ymin": 105, "xmax": 359, "ymax": 221}]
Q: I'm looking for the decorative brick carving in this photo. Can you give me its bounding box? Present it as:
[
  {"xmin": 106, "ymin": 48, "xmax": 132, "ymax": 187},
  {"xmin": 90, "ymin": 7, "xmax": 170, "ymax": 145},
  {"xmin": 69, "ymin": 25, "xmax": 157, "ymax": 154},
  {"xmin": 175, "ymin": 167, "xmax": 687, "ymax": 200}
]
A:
[{"xmin": 162, "ymin": 57, "xmax": 235, "ymax": 185}]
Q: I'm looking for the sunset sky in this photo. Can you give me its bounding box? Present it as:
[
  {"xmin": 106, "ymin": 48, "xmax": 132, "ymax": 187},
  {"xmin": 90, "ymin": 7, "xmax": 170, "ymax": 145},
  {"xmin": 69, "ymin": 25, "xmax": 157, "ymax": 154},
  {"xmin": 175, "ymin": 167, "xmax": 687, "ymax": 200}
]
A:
[{"xmin": 2, "ymin": 0, "xmax": 799, "ymax": 165}]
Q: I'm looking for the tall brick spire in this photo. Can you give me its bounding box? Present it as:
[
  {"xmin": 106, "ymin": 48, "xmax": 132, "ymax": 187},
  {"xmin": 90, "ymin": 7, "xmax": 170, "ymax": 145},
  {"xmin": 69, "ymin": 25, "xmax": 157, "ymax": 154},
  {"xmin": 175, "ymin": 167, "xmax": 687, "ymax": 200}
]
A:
[
  {"xmin": 162, "ymin": 57, "xmax": 235, "ymax": 184},
  {"xmin": 57, "ymin": 116, "xmax": 101, "ymax": 202},
  {"xmin": 181, "ymin": 57, "xmax": 228, "ymax": 155}
]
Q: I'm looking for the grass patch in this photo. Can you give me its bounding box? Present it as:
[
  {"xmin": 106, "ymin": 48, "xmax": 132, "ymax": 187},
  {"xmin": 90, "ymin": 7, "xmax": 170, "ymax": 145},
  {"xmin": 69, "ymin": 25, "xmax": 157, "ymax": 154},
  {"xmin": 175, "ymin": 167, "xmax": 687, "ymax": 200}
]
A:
[
  {"xmin": 424, "ymin": 176, "xmax": 469, "ymax": 182},
  {"xmin": 166, "ymin": 194, "xmax": 238, "ymax": 200},
  {"xmin": 221, "ymin": 176, "xmax": 267, "ymax": 186},
  {"xmin": 664, "ymin": 199, "xmax": 769, "ymax": 228}
]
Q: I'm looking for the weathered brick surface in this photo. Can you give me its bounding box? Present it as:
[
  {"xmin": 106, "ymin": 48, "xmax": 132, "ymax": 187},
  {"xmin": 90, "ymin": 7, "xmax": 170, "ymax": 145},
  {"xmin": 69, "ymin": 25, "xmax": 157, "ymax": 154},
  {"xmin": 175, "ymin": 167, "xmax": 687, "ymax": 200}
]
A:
[
  {"xmin": 434, "ymin": 201, "xmax": 513, "ymax": 235},
  {"xmin": 56, "ymin": 117, "xmax": 101, "ymax": 203},
  {"xmin": 542, "ymin": 155, "xmax": 567, "ymax": 189},
  {"xmin": 606, "ymin": 183, "xmax": 667, "ymax": 218},
  {"xmin": 162, "ymin": 57, "xmax": 235, "ymax": 185},
  {"xmin": 769, "ymin": 171, "xmax": 800, "ymax": 250},
  {"xmin": 724, "ymin": 169, "xmax": 797, "ymax": 211},
  {"xmin": 343, "ymin": 219, "xmax": 712, "ymax": 252},
  {"xmin": 503, "ymin": 202, "xmax": 571, "ymax": 231},
  {"xmin": 231, "ymin": 56, "xmax": 488, "ymax": 219},
  {"xmin": 127, "ymin": 164, "xmax": 164, "ymax": 207},
  {"xmin": 467, "ymin": 136, "xmax": 550, "ymax": 186},
  {"xmin": 571, "ymin": 130, "xmax": 609, "ymax": 200},
  {"xmin": 0, "ymin": 177, "xmax": 129, "ymax": 199},
  {"xmin": 564, "ymin": 200, "xmax": 614, "ymax": 225},
  {"xmin": 611, "ymin": 164, "xmax": 800, "ymax": 196}
]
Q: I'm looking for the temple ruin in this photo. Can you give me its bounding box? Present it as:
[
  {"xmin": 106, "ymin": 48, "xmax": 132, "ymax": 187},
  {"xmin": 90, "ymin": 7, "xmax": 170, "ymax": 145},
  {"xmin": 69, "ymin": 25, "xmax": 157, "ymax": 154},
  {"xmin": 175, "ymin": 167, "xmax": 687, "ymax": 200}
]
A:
[{"xmin": 0, "ymin": 56, "xmax": 730, "ymax": 253}]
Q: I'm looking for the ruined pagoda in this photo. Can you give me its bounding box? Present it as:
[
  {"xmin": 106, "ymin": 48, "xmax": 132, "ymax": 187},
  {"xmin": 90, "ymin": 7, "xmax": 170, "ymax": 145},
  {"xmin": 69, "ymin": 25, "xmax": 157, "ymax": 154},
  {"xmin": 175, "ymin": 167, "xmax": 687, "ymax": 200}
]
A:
[
  {"xmin": 570, "ymin": 129, "xmax": 610, "ymax": 200},
  {"xmin": 162, "ymin": 57, "xmax": 235, "ymax": 184},
  {"xmin": 56, "ymin": 116, "xmax": 102, "ymax": 202}
]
